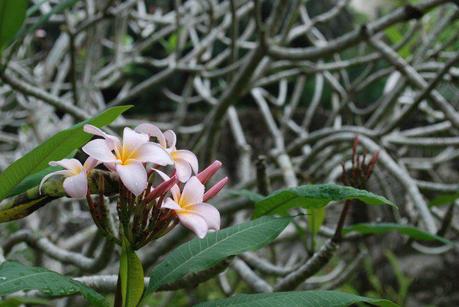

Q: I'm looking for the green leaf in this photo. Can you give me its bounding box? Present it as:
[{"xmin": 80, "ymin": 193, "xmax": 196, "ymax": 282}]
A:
[
  {"xmin": 146, "ymin": 216, "xmax": 290, "ymax": 294},
  {"xmin": 195, "ymin": 290, "xmax": 398, "ymax": 307},
  {"xmin": 0, "ymin": 296, "xmax": 51, "ymax": 307},
  {"xmin": 0, "ymin": 105, "xmax": 131, "ymax": 201},
  {"xmin": 343, "ymin": 223, "xmax": 451, "ymax": 244},
  {"xmin": 15, "ymin": 0, "xmax": 80, "ymax": 42},
  {"xmin": 253, "ymin": 184, "xmax": 396, "ymax": 218},
  {"xmin": 428, "ymin": 191, "xmax": 459, "ymax": 207},
  {"xmin": 0, "ymin": 261, "xmax": 108, "ymax": 307},
  {"xmin": 308, "ymin": 207, "xmax": 325, "ymax": 235},
  {"xmin": 119, "ymin": 239, "xmax": 144, "ymax": 307},
  {"xmin": 228, "ymin": 189, "xmax": 264, "ymax": 203},
  {"xmin": 0, "ymin": 0, "xmax": 27, "ymax": 54}
]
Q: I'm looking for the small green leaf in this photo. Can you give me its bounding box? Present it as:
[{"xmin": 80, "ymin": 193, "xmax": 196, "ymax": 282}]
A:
[
  {"xmin": 343, "ymin": 223, "xmax": 451, "ymax": 244},
  {"xmin": 0, "ymin": 105, "xmax": 131, "ymax": 201},
  {"xmin": 428, "ymin": 191, "xmax": 459, "ymax": 207},
  {"xmin": 146, "ymin": 216, "xmax": 290, "ymax": 294},
  {"xmin": 228, "ymin": 189, "xmax": 264, "ymax": 203},
  {"xmin": 0, "ymin": 296, "xmax": 51, "ymax": 306},
  {"xmin": 308, "ymin": 207, "xmax": 325, "ymax": 236},
  {"xmin": 0, "ymin": 0, "xmax": 27, "ymax": 54},
  {"xmin": 120, "ymin": 239, "xmax": 145, "ymax": 307},
  {"xmin": 195, "ymin": 290, "xmax": 398, "ymax": 307},
  {"xmin": 0, "ymin": 261, "xmax": 108, "ymax": 307},
  {"xmin": 253, "ymin": 184, "xmax": 396, "ymax": 218}
]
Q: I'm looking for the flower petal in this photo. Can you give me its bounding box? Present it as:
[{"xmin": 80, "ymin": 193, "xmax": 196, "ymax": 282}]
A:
[
  {"xmin": 83, "ymin": 157, "xmax": 99, "ymax": 171},
  {"xmin": 190, "ymin": 203, "xmax": 221, "ymax": 231},
  {"xmin": 82, "ymin": 139, "xmax": 118, "ymax": 163},
  {"xmin": 83, "ymin": 124, "xmax": 120, "ymax": 149},
  {"xmin": 177, "ymin": 213, "xmax": 208, "ymax": 238},
  {"xmin": 63, "ymin": 172, "xmax": 88, "ymax": 198},
  {"xmin": 135, "ymin": 123, "xmax": 166, "ymax": 148},
  {"xmin": 162, "ymin": 198, "xmax": 182, "ymax": 211},
  {"xmin": 174, "ymin": 159, "xmax": 192, "ymax": 182},
  {"xmin": 49, "ymin": 158, "xmax": 82, "ymax": 171},
  {"xmin": 39, "ymin": 170, "xmax": 69, "ymax": 194},
  {"xmin": 174, "ymin": 150, "xmax": 199, "ymax": 173},
  {"xmin": 135, "ymin": 142, "xmax": 173, "ymax": 165},
  {"xmin": 164, "ymin": 130, "xmax": 176, "ymax": 148},
  {"xmin": 180, "ymin": 176, "xmax": 204, "ymax": 206},
  {"xmin": 116, "ymin": 162, "xmax": 147, "ymax": 196},
  {"xmin": 122, "ymin": 127, "xmax": 149, "ymax": 157}
]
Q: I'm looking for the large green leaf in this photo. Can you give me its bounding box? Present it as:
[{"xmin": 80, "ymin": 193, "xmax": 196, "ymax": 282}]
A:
[
  {"xmin": 0, "ymin": 105, "xmax": 131, "ymax": 201},
  {"xmin": 120, "ymin": 239, "xmax": 144, "ymax": 307},
  {"xmin": 0, "ymin": 0, "xmax": 27, "ymax": 54},
  {"xmin": 343, "ymin": 223, "xmax": 451, "ymax": 245},
  {"xmin": 253, "ymin": 184, "xmax": 396, "ymax": 218},
  {"xmin": 0, "ymin": 261, "xmax": 108, "ymax": 306},
  {"xmin": 146, "ymin": 216, "xmax": 290, "ymax": 294},
  {"xmin": 195, "ymin": 290, "xmax": 398, "ymax": 307}
]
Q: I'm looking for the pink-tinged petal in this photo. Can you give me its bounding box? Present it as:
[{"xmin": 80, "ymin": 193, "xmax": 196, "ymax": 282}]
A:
[
  {"xmin": 116, "ymin": 162, "xmax": 147, "ymax": 196},
  {"xmin": 135, "ymin": 123, "xmax": 166, "ymax": 148},
  {"xmin": 175, "ymin": 159, "xmax": 192, "ymax": 183},
  {"xmin": 180, "ymin": 176, "xmax": 204, "ymax": 206},
  {"xmin": 161, "ymin": 198, "xmax": 181, "ymax": 210},
  {"xmin": 177, "ymin": 213, "xmax": 208, "ymax": 238},
  {"xmin": 203, "ymin": 177, "xmax": 229, "ymax": 202},
  {"xmin": 174, "ymin": 150, "xmax": 198, "ymax": 173},
  {"xmin": 122, "ymin": 127, "xmax": 149, "ymax": 155},
  {"xmin": 49, "ymin": 158, "xmax": 82, "ymax": 171},
  {"xmin": 135, "ymin": 143, "xmax": 173, "ymax": 165},
  {"xmin": 83, "ymin": 124, "xmax": 120, "ymax": 149},
  {"xmin": 82, "ymin": 139, "xmax": 118, "ymax": 163},
  {"xmin": 196, "ymin": 160, "xmax": 222, "ymax": 184},
  {"xmin": 39, "ymin": 170, "xmax": 70, "ymax": 194},
  {"xmin": 164, "ymin": 130, "xmax": 176, "ymax": 148},
  {"xmin": 63, "ymin": 172, "xmax": 88, "ymax": 198},
  {"xmin": 190, "ymin": 203, "xmax": 220, "ymax": 231},
  {"xmin": 83, "ymin": 157, "xmax": 99, "ymax": 171}
]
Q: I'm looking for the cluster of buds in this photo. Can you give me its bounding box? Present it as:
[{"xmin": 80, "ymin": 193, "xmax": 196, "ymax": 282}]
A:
[
  {"xmin": 40, "ymin": 124, "xmax": 228, "ymax": 249},
  {"xmin": 339, "ymin": 136, "xmax": 379, "ymax": 189}
]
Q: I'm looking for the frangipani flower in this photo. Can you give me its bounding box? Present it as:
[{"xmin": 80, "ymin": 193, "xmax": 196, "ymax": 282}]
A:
[
  {"xmin": 135, "ymin": 123, "xmax": 198, "ymax": 182},
  {"xmin": 40, "ymin": 158, "xmax": 97, "ymax": 198},
  {"xmin": 82, "ymin": 125, "xmax": 173, "ymax": 196},
  {"xmin": 162, "ymin": 176, "xmax": 220, "ymax": 238}
]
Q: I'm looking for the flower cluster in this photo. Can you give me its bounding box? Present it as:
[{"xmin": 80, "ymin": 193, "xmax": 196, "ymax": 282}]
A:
[{"xmin": 40, "ymin": 123, "xmax": 227, "ymax": 242}]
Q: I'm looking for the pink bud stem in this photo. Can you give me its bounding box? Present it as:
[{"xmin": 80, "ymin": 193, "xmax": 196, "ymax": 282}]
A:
[
  {"xmin": 203, "ymin": 177, "xmax": 228, "ymax": 202},
  {"xmin": 197, "ymin": 160, "xmax": 222, "ymax": 184}
]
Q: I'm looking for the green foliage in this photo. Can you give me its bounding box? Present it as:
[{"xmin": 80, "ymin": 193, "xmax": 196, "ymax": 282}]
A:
[
  {"xmin": 0, "ymin": 296, "xmax": 51, "ymax": 307},
  {"xmin": 385, "ymin": 251, "xmax": 412, "ymax": 306},
  {"xmin": 195, "ymin": 290, "xmax": 398, "ymax": 307},
  {"xmin": 228, "ymin": 189, "xmax": 264, "ymax": 203},
  {"xmin": 253, "ymin": 184, "xmax": 396, "ymax": 218},
  {"xmin": 0, "ymin": 261, "xmax": 107, "ymax": 306},
  {"xmin": 0, "ymin": 0, "xmax": 27, "ymax": 55},
  {"xmin": 119, "ymin": 239, "xmax": 144, "ymax": 307},
  {"xmin": 428, "ymin": 190, "xmax": 459, "ymax": 207},
  {"xmin": 146, "ymin": 216, "xmax": 290, "ymax": 293},
  {"xmin": 343, "ymin": 223, "xmax": 451, "ymax": 244},
  {"xmin": 0, "ymin": 105, "xmax": 131, "ymax": 201}
]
